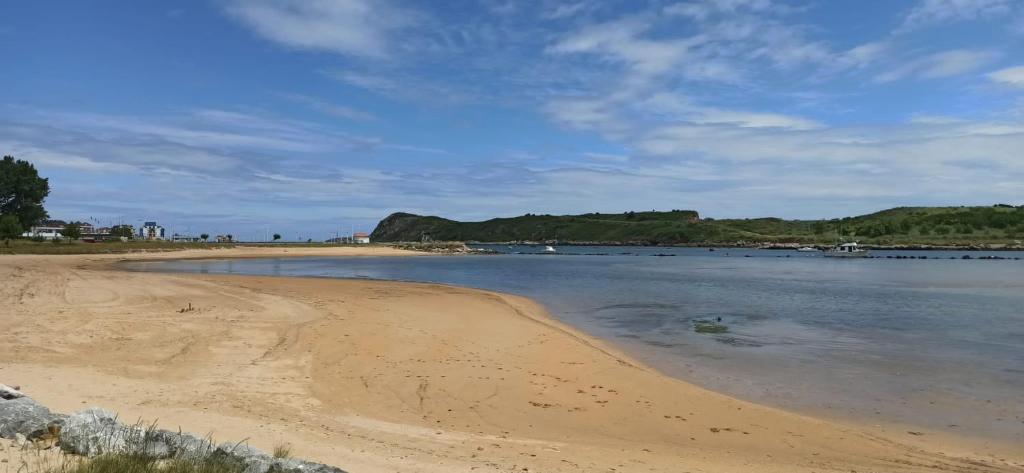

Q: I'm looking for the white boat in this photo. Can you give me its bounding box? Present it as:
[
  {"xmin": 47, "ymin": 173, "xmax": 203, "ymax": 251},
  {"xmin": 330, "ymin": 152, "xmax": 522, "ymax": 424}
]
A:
[
  {"xmin": 796, "ymin": 246, "xmax": 818, "ymax": 252},
  {"xmin": 824, "ymin": 242, "xmax": 869, "ymax": 258},
  {"xmin": 543, "ymin": 245, "xmax": 556, "ymax": 253}
]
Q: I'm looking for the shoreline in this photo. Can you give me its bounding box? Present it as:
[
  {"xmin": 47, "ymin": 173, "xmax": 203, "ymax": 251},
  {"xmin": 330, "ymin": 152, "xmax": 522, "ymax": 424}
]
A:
[
  {"xmin": 120, "ymin": 251, "xmax": 1024, "ymax": 447},
  {"xmin": 461, "ymin": 241, "xmax": 1024, "ymax": 251},
  {"xmin": 2, "ymin": 248, "xmax": 1022, "ymax": 472}
]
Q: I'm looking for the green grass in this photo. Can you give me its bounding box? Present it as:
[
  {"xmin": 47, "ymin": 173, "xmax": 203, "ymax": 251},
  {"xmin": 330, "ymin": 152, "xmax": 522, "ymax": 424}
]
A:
[
  {"xmin": 272, "ymin": 444, "xmax": 292, "ymax": 460},
  {"xmin": 53, "ymin": 453, "xmax": 244, "ymax": 473}
]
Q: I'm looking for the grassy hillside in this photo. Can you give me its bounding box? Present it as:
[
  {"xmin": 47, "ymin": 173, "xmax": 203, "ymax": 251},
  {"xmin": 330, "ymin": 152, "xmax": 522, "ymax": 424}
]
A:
[{"xmin": 371, "ymin": 206, "xmax": 1024, "ymax": 246}]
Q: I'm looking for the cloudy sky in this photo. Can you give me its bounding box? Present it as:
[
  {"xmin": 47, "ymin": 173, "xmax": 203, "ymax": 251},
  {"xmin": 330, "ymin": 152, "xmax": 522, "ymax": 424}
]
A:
[{"xmin": 2, "ymin": 0, "xmax": 1024, "ymax": 239}]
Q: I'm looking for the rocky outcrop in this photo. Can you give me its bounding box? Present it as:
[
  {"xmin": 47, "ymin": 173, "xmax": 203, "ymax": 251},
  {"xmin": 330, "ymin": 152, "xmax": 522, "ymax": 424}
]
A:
[
  {"xmin": 0, "ymin": 389, "xmax": 346, "ymax": 473},
  {"xmin": 59, "ymin": 408, "xmax": 137, "ymax": 456},
  {"xmin": 0, "ymin": 395, "xmax": 66, "ymax": 439}
]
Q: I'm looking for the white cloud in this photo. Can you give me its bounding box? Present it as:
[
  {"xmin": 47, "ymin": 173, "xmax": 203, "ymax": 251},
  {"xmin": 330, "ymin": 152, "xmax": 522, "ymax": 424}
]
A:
[
  {"xmin": 543, "ymin": 1, "xmax": 598, "ymax": 19},
  {"xmin": 543, "ymin": 98, "xmax": 625, "ymax": 132},
  {"xmin": 280, "ymin": 93, "xmax": 376, "ymax": 121},
  {"xmin": 899, "ymin": 0, "xmax": 1015, "ymax": 31},
  {"xmin": 988, "ymin": 65, "xmax": 1024, "ymax": 87},
  {"xmin": 224, "ymin": 0, "xmax": 415, "ymax": 58},
  {"xmin": 548, "ymin": 4, "xmax": 885, "ymax": 94},
  {"xmin": 546, "ymin": 17, "xmax": 695, "ymax": 77},
  {"xmin": 907, "ymin": 114, "xmax": 968, "ymax": 124},
  {"xmin": 686, "ymin": 108, "xmax": 823, "ymax": 130},
  {"xmin": 583, "ymin": 152, "xmax": 629, "ymax": 163},
  {"xmin": 626, "ymin": 92, "xmax": 823, "ymax": 130},
  {"xmin": 664, "ymin": 0, "xmax": 774, "ymax": 21},
  {"xmin": 830, "ymin": 42, "xmax": 890, "ymax": 72},
  {"xmin": 875, "ymin": 49, "xmax": 998, "ymax": 82}
]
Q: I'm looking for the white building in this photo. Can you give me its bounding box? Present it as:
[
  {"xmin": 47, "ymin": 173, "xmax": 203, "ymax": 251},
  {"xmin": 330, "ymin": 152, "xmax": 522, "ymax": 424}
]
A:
[
  {"xmin": 354, "ymin": 232, "xmax": 371, "ymax": 244},
  {"xmin": 22, "ymin": 225, "xmax": 62, "ymax": 239},
  {"xmin": 22, "ymin": 219, "xmax": 65, "ymax": 239},
  {"xmin": 138, "ymin": 221, "xmax": 165, "ymax": 240}
]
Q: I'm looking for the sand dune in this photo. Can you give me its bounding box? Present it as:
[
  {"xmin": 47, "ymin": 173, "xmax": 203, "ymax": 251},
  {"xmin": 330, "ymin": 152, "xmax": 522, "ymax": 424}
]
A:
[{"xmin": 1, "ymin": 249, "xmax": 1021, "ymax": 472}]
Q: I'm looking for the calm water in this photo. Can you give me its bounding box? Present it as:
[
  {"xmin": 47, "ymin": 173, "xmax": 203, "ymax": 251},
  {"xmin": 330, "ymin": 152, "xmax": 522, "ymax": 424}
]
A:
[{"xmin": 126, "ymin": 246, "xmax": 1024, "ymax": 442}]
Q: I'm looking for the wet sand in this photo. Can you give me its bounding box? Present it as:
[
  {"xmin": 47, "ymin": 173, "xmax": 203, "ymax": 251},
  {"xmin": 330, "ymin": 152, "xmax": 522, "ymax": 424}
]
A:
[{"xmin": 1, "ymin": 248, "xmax": 1022, "ymax": 472}]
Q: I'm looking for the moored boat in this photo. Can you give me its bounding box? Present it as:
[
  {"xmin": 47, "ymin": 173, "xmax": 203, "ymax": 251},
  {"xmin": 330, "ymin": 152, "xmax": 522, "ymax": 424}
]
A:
[{"xmin": 824, "ymin": 242, "xmax": 869, "ymax": 258}]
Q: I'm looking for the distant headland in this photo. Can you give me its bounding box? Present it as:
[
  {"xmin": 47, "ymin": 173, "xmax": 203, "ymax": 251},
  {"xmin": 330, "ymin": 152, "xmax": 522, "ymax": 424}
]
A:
[{"xmin": 371, "ymin": 205, "xmax": 1024, "ymax": 248}]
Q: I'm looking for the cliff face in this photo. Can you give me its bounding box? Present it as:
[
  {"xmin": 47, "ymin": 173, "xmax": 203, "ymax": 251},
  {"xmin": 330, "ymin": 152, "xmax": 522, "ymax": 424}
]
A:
[{"xmin": 370, "ymin": 213, "xmax": 456, "ymax": 242}]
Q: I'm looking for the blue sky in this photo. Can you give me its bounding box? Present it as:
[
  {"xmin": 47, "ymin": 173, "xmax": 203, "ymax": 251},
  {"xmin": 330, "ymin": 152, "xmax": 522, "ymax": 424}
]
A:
[{"xmin": 2, "ymin": 0, "xmax": 1024, "ymax": 240}]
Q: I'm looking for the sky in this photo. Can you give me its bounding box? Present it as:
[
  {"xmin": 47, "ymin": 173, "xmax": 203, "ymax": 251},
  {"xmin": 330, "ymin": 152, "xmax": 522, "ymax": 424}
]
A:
[{"xmin": 2, "ymin": 0, "xmax": 1024, "ymax": 240}]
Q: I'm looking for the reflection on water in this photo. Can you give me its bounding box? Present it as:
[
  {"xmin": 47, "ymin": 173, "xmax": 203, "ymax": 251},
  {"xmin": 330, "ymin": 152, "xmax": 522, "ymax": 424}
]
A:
[{"xmin": 126, "ymin": 247, "xmax": 1024, "ymax": 442}]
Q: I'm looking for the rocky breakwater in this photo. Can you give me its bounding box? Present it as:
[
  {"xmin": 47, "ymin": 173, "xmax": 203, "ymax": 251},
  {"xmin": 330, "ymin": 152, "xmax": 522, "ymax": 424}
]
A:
[
  {"xmin": 0, "ymin": 384, "xmax": 346, "ymax": 473},
  {"xmin": 391, "ymin": 241, "xmax": 497, "ymax": 254}
]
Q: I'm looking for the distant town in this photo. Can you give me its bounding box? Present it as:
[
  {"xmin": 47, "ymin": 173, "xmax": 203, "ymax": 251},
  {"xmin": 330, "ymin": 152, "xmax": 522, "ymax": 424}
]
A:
[{"xmin": 20, "ymin": 219, "xmax": 372, "ymax": 244}]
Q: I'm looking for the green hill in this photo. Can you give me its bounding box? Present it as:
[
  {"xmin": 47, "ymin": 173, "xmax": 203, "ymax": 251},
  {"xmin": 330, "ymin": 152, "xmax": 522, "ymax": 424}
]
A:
[{"xmin": 370, "ymin": 206, "xmax": 1024, "ymax": 246}]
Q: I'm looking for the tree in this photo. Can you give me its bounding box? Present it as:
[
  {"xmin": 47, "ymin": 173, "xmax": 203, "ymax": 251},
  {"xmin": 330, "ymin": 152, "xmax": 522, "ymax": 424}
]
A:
[
  {"xmin": 0, "ymin": 156, "xmax": 50, "ymax": 229},
  {"xmin": 272, "ymin": 233, "xmax": 281, "ymax": 241},
  {"xmin": 226, "ymin": 234, "xmax": 233, "ymax": 242},
  {"xmin": 62, "ymin": 222, "xmax": 82, "ymax": 241},
  {"xmin": 0, "ymin": 215, "xmax": 22, "ymax": 245},
  {"xmin": 110, "ymin": 225, "xmax": 133, "ymax": 239},
  {"xmin": 200, "ymin": 233, "xmax": 209, "ymax": 242}
]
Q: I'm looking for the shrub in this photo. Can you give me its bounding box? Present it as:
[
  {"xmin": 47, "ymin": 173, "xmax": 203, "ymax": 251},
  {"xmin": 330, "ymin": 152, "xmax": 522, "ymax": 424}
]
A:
[
  {"xmin": 272, "ymin": 444, "xmax": 292, "ymax": 459},
  {"xmin": 54, "ymin": 453, "xmax": 245, "ymax": 473}
]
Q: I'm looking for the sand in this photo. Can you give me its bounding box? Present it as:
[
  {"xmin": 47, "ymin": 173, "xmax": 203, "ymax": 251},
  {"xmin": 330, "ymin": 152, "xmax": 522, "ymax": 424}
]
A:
[{"xmin": 1, "ymin": 247, "xmax": 1021, "ymax": 472}]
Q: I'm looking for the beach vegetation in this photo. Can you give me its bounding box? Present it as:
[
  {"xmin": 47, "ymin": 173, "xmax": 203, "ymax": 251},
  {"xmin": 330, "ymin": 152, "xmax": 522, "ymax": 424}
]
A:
[
  {"xmin": 0, "ymin": 155, "xmax": 50, "ymax": 229},
  {"xmin": 272, "ymin": 443, "xmax": 292, "ymax": 459},
  {"xmin": 50, "ymin": 452, "xmax": 245, "ymax": 473},
  {"xmin": 110, "ymin": 225, "xmax": 134, "ymax": 239},
  {"xmin": 0, "ymin": 214, "xmax": 23, "ymax": 245},
  {"xmin": 62, "ymin": 223, "xmax": 83, "ymax": 241}
]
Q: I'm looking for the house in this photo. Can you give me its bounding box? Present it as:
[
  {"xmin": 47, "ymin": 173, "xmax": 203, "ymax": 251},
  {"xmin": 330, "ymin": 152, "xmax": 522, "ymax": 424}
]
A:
[
  {"xmin": 66, "ymin": 221, "xmax": 96, "ymax": 234},
  {"xmin": 354, "ymin": 232, "xmax": 371, "ymax": 244},
  {"xmin": 21, "ymin": 219, "xmax": 99, "ymax": 240},
  {"xmin": 23, "ymin": 219, "xmax": 67, "ymax": 239},
  {"xmin": 138, "ymin": 221, "xmax": 166, "ymax": 240},
  {"xmin": 215, "ymin": 235, "xmax": 234, "ymax": 243},
  {"xmin": 171, "ymin": 233, "xmax": 202, "ymax": 243}
]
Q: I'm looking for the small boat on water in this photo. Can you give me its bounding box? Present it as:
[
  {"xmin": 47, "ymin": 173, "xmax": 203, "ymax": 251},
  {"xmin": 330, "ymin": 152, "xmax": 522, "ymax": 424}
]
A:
[
  {"xmin": 543, "ymin": 245, "xmax": 557, "ymax": 253},
  {"xmin": 796, "ymin": 246, "xmax": 818, "ymax": 252},
  {"xmin": 824, "ymin": 242, "xmax": 869, "ymax": 258}
]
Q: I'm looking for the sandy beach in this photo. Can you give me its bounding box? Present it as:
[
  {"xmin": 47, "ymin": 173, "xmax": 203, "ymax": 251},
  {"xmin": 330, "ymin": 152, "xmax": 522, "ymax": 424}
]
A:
[{"xmin": 1, "ymin": 248, "xmax": 1021, "ymax": 472}]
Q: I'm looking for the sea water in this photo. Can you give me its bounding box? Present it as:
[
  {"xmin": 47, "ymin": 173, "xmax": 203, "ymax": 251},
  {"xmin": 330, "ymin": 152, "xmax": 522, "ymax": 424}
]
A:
[{"xmin": 126, "ymin": 247, "xmax": 1024, "ymax": 442}]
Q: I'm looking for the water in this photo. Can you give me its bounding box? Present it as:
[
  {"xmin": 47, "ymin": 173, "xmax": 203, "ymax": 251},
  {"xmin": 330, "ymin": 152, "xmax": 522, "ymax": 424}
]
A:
[{"xmin": 125, "ymin": 246, "xmax": 1024, "ymax": 442}]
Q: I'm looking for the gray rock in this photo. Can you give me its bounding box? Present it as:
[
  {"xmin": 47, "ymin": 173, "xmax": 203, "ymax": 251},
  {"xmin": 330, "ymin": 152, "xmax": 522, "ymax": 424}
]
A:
[
  {"xmin": 0, "ymin": 385, "xmax": 24, "ymax": 400},
  {"xmin": 269, "ymin": 459, "xmax": 347, "ymax": 473},
  {"xmin": 0, "ymin": 397, "xmax": 65, "ymax": 439},
  {"xmin": 216, "ymin": 441, "xmax": 267, "ymax": 459},
  {"xmin": 243, "ymin": 456, "xmax": 273, "ymax": 473},
  {"xmin": 13, "ymin": 433, "xmax": 27, "ymax": 447},
  {"xmin": 149, "ymin": 429, "xmax": 214, "ymax": 460},
  {"xmin": 212, "ymin": 442, "xmax": 346, "ymax": 473},
  {"xmin": 212, "ymin": 442, "xmax": 269, "ymax": 472},
  {"xmin": 59, "ymin": 408, "xmax": 136, "ymax": 456}
]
